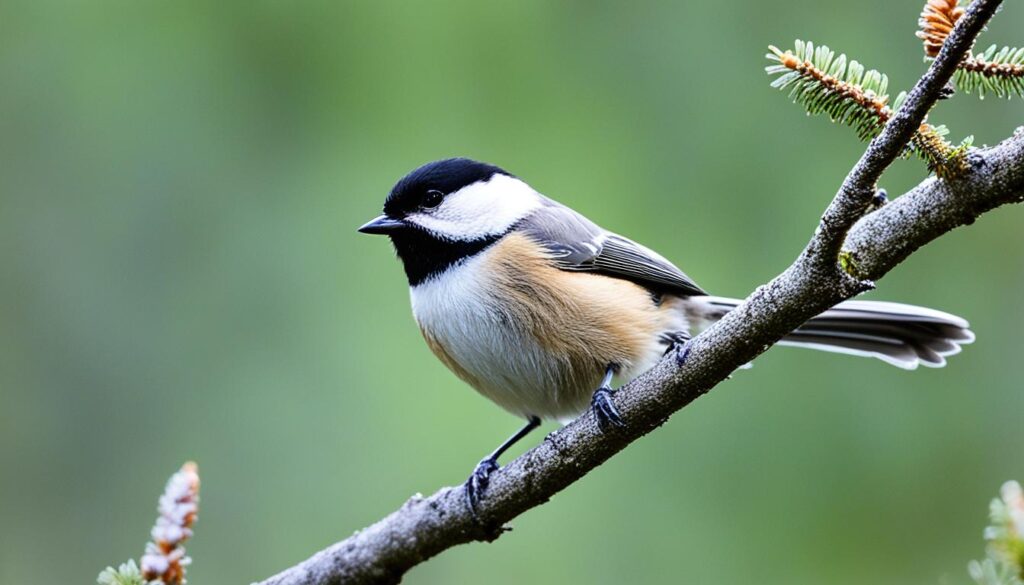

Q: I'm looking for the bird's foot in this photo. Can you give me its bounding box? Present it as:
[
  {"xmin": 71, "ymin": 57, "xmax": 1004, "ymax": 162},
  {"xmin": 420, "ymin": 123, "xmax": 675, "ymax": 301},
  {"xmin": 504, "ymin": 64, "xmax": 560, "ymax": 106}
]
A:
[
  {"xmin": 663, "ymin": 331, "xmax": 692, "ymax": 365},
  {"xmin": 465, "ymin": 456, "xmax": 500, "ymax": 516},
  {"xmin": 675, "ymin": 339, "xmax": 693, "ymax": 366},
  {"xmin": 591, "ymin": 386, "xmax": 625, "ymax": 430}
]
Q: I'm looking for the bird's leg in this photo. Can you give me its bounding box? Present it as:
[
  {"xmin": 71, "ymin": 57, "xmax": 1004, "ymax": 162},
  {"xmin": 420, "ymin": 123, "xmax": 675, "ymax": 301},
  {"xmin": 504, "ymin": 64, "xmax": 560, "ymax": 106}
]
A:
[
  {"xmin": 465, "ymin": 415, "xmax": 541, "ymax": 516},
  {"xmin": 590, "ymin": 364, "xmax": 625, "ymax": 430}
]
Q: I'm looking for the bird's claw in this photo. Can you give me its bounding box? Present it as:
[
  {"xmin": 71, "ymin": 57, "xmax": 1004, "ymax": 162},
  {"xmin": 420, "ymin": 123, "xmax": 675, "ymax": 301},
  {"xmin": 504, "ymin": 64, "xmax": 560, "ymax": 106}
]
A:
[
  {"xmin": 675, "ymin": 339, "xmax": 692, "ymax": 366},
  {"xmin": 662, "ymin": 331, "xmax": 692, "ymax": 365},
  {"xmin": 465, "ymin": 457, "xmax": 499, "ymax": 516},
  {"xmin": 591, "ymin": 387, "xmax": 625, "ymax": 430}
]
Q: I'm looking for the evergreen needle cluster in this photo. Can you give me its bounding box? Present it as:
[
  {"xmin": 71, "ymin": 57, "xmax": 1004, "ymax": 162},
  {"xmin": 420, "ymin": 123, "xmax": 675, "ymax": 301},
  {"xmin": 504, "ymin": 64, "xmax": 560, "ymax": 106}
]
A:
[
  {"xmin": 969, "ymin": 481, "xmax": 1024, "ymax": 585},
  {"xmin": 95, "ymin": 463, "xmax": 200, "ymax": 585},
  {"xmin": 766, "ymin": 1, "xmax": 1023, "ymax": 179},
  {"xmin": 766, "ymin": 41, "xmax": 895, "ymax": 141},
  {"xmin": 958, "ymin": 45, "xmax": 1024, "ymax": 99},
  {"xmin": 916, "ymin": 0, "xmax": 1024, "ymax": 99},
  {"xmin": 765, "ymin": 41, "xmax": 969, "ymax": 177}
]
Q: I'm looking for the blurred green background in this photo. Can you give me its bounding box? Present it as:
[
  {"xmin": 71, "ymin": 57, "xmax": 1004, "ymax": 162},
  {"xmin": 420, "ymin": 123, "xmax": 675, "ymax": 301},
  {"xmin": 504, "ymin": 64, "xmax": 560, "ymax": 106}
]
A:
[{"xmin": 2, "ymin": 1, "xmax": 1022, "ymax": 584}]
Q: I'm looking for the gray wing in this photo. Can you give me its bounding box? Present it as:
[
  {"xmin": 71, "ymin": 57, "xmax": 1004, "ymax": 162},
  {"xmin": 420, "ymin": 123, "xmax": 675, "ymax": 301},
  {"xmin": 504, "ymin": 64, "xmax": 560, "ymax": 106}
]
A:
[{"xmin": 519, "ymin": 202, "xmax": 707, "ymax": 297}]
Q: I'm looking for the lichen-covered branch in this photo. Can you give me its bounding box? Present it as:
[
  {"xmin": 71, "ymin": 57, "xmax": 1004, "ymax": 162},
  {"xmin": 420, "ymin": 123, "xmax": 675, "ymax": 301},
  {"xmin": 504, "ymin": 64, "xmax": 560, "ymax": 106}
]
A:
[{"xmin": 254, "ymin": 2, "xmax": 1013, "ymax": 584}]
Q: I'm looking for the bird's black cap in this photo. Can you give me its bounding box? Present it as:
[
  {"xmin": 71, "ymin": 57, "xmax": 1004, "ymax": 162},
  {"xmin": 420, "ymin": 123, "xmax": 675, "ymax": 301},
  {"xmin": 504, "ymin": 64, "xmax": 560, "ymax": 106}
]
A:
[{"xmin": 383, "ymin": 158, "xmax": 511, "ymax": 218}]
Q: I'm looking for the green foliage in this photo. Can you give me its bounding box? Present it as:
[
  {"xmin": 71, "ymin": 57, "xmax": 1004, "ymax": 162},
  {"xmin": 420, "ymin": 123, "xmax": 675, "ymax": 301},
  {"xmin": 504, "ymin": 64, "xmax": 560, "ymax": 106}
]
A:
[
  {"xmin": 766, "ymin": 40, "xmax": 894, "ymax": 141},
  {"xmin": 968, "ymin": 481, "xmax": 1024, "ymax": 585},
  {"xmin": 766, "ymin": 40, "xmax": 969, "ymax": 177},
  {"xmin": 970, "ymin": 559, "xmax": 1023, "ymax": 585},
  {"xmin": 96, "ymin": 561, "xmax": 149, "ymax": 585},
  {"xmin": 954, "ymin": 45, "xmax": 1024, "ymax": 99},
  {"xmin": 912, "ymin": 127, "xmax": 974, "ymax": 179}
]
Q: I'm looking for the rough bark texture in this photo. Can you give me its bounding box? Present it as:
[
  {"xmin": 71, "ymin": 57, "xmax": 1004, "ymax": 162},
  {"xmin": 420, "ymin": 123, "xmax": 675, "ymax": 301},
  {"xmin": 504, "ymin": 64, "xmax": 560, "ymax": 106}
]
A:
[{"xmin": 255, "ymin": 2, "xmax": 1019, "ymax": 583}]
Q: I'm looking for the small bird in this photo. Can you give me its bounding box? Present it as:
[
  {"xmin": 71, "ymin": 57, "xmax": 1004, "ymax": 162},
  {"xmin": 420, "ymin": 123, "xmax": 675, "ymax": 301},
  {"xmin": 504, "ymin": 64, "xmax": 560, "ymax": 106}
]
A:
[{"xmin": 359, "ymin": 158, "xmax": 974, "ymax": 511}]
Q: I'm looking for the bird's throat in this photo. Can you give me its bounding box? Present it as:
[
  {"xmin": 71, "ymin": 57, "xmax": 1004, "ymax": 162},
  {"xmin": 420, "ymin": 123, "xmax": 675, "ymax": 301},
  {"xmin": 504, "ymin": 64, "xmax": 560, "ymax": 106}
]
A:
[{"xmin": 389, "ymin": 230, "xmax": 502, "ymax": 286}]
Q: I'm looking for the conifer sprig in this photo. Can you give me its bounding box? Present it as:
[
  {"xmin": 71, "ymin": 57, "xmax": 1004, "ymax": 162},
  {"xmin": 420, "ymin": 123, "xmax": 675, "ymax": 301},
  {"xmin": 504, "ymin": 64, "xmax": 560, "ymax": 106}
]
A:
[
  {"xmin": 96, "ymin": 462, "xmax": 201, "ymax": 585},
  {"xmin": 916, "ymin": 0, "xmax": 1024, "ymax": 99},
  {"xmin": 969, "ymin": 480, "xmax": 1024, "ymax": 585},
  {"xmin": 766, "ymin": 41, "xmax": 892, "ymax": 140},
  {"xmin": 766, "ymin": 41, "xmax": 969, "ymax": 177},
  {"xmin": 140, "ymin": 462, "xmax": 200, "ymax": 585},
  {"xmin": 957, "ymin": 45, "xmax": 1024, "ymax": 99}
]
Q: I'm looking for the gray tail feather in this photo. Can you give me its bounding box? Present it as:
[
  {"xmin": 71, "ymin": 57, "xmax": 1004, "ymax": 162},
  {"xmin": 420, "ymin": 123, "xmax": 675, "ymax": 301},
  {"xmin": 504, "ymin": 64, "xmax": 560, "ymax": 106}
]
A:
[{"xmin": 698, "ymin": 296, "xmax": 975, "ymax": 370}]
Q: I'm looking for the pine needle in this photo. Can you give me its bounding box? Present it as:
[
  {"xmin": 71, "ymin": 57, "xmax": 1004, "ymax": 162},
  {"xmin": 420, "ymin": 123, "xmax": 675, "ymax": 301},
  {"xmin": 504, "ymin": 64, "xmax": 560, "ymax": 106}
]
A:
[
  {"xmin": 766, "ymin": 40, "xmax": 970, "ymax": 178},
  {"xmin": 956, "ymin": 45, "xmax": 1024, "ymax": 99},
  {"xmin": 766, "ymin": 41, "xmax": 892, "ymax": 141}
]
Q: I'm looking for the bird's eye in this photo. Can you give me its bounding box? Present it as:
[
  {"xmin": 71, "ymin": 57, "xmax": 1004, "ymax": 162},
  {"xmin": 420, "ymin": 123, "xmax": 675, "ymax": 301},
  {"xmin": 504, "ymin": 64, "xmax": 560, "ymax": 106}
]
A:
[{"xmin": 422, "ymin": 190, "xmax": 444, "ymax": 209}]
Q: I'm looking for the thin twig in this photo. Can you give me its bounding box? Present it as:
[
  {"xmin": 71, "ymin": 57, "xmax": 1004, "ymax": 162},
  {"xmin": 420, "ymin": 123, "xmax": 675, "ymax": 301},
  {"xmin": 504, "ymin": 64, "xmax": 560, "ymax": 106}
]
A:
[{"xmin": 812, "ymin": 0, "xmax": 1000, "ymax": 262}]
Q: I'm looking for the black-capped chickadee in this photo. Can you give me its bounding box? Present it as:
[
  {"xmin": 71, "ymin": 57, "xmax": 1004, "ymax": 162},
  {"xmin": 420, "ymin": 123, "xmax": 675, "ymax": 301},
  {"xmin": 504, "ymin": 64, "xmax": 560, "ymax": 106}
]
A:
[{"xmin": 359, "ymin": 158, "xmax": 974, "ymax": 510}]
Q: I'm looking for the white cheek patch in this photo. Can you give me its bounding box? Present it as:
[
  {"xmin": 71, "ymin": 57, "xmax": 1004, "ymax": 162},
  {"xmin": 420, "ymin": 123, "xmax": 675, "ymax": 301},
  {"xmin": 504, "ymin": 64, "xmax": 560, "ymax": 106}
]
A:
[{"xmin": 408, "ymin": 174, "xmax": 543, "ymax": 241}]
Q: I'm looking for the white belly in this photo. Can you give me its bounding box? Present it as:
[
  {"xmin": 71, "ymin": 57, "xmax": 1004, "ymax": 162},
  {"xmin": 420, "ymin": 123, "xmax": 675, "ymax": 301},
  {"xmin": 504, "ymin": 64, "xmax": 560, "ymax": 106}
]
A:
[
  {"xmin": 410, "ymin": 254, "xmax": 575, "ymax": 419},
  {"xmin": 409, "ymin": 249, "xmax": 683, "ymax": 422}
]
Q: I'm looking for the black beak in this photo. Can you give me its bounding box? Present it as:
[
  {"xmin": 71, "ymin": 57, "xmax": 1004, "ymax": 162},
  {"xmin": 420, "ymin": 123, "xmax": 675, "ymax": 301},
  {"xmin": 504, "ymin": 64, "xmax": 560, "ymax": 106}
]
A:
[{"xmin": 358, "ymin": 215, "xmax": 406, "ymax": 235}]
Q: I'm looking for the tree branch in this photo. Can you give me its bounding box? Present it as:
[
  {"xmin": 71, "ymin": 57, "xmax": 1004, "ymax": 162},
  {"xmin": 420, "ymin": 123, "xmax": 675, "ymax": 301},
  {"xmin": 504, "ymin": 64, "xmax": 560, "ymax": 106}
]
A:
[
  {"xmin": 255, "ymin": 2, "xmax": 1016, "ymax": 583},
  {"xmin": 812, "ymin": 0, "xmax": 999, "ymax": 261}
]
